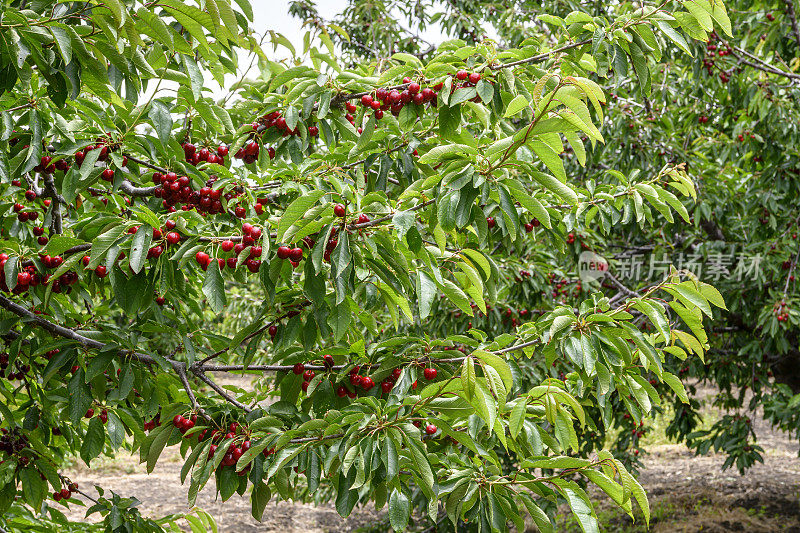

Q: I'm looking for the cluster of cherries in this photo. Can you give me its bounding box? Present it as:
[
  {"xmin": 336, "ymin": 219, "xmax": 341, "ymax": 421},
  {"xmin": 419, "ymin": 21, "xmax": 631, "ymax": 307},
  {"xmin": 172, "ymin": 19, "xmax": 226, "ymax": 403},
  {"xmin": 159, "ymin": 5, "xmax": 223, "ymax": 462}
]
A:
[
  {"xmin": 83, "ymin": 407, "xmax": 109, "ymax": 424},
  {"xmin": 52, "ymin": 481, "xmax": 79, "ymax": 503},
  {"xmin": 702, "ymin": 32, "xmax": 733, "ymax": 82},
  {"xmin": 0, "ymin": 427, "xmax": 30, "ymax": 463},
  {"xmin": 143, "ymin": 413, "xmax": 162, "ymax": 432},
  {"xmin": 773, "ymin": 299, "xmax": 791, "ymax": 322},
  {"xmin": 549, "ymin": 273, "xmax": 583, "ymax": 299},
  {"xmin": 152, "ymin": 172, "xmax": 243, "ymax": 216},
  {"xmin": 0, "ymin": 353, "xmax": 29, "ymax": 380},
  {"xmin": 11, "ymin": 184, "xmax": 48, "ymax": 226},
  {"xmin": 0, "ymin": 252, "xmax": 79, "ymax": 295},
  {"xmin": 196, "ymin": 223, "xmax": 265, "ymax": 273},
  {"xmin": 349, "ymin": 76, "xmax": 443, "ymax": 122},
  {"xmin": 182, "ymin": 141, "xmax": 227, "ymax": 167}
]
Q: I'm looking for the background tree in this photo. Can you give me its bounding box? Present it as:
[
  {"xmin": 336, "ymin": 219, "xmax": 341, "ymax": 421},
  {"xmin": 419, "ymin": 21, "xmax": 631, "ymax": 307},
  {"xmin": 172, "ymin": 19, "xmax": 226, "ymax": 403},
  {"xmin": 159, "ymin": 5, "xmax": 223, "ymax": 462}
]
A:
[{"xmin": 0, "ymin": 1, "xmax": 736, "ymax": 532}]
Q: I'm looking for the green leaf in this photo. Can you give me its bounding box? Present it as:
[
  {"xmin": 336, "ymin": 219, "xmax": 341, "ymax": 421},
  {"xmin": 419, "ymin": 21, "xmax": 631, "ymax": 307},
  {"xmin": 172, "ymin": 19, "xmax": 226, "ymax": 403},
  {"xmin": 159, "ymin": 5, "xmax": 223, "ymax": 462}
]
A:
[
  {"xmin": 19, "ymin": 467, "xmax": 46, "ymax": 510},
  {"xmin": 531, "ymin": 170, "xmax": 579, "ymax": 205},
  {"xmin": 203, "ymin": 261, "xmax": 227, "ymax": 314},
  {"xmin": 129, "ymin": 224, "xmax": 152, "ymax": 274},
  {"xmin": 277, "ymin": 191, "xmax": 325, "ymax": 241},
  {"xmin": 661, "ymin": 371, "xmax": 689, "ymax": 403},
  {"xmin": 388, "ymin": 489, "xmax": 411, "ymax": 531},
  {"xmin": 504, "ymin": 94, "xmax": 530, "ymax": 117},
  {"xmin": 461, "ymin": 357, "xmax": 476, "ymax": 401},
  {"xmin": 148, "ymin": 100, "xmax": 173, "ymax": 146},
  {"xmin": 80, "ymin": 417, "xmax": 106, "ymax": 465}
]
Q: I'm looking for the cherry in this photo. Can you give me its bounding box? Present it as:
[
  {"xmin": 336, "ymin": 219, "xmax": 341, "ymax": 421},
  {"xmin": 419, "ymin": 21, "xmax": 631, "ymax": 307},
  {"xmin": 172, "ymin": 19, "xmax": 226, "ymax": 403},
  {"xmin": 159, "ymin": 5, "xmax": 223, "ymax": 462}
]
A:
[
  {"xmin": 165, "ymin": 232, "xmax": 180, "ymax": 245},
  {"xmin": 195, "ymin": 251, "xmax": 211, "ymax": 270},
  {"xmin": 25, "ymin": 190, "xmax": 36, "ymax": 201},
  {"xmin": 85, "ymin": 408, "xmax": 94, "ymax": 419},
  {"xmin": 289, "ymin": 247, "xmax": 303, "ymax": 262},
  {"xmin": 17, "ymin": 272, "xmax": 31, "ymax": 286},
  {"xmin": 524, "ymin": 222, "xmax": 534, "ymax": 233},
  {"xmin": 277, "ymin": 246, "xmax": 291, "ymax": 259},
  {"xmin": 155, "ymin": 297, "xmax": 166, "ymax": 306},
  {"xmin": 468, "ymin": 73, "xmax": 481, "ymax": 84},
  {"xmin": 334, "ymin": 204, "xmax": 346, "ymax": 217},
  {"xmin": 361, "ymin": 377, "xmax": 375, "ymax": 390},
  {"xmin": 94, "ymin": 265, "xmax": 108, "ymax": 278},
  {"xmin": 456, "ymin": 70, "xmax": 468, "ymax": 81},
  {"xmin": 381, "ymin": 381, "xmax": 393, "ymax": 394},
  {"xmin": 173, "ymin": 415, "xmax": 184, "ymax": 427},
  {"xmin": 217, "ymin": 145, "xmax": 229, "ymax": 158},
  {"xmin": 101, "ymin": 168, "xmax": 114, "ymax": 182},
  {"xmin": 486, "ymin": 216, "xmax": 496, "ymax": 229},
  {"xmin": 99, "ymin": 409, "xmax": 108, "ymax": 424},
  {"xmin": 423, "ymin": 367, "xmax": 438, "ymax": 380},
  {"xmin": 68, "ymin": 483, "xmax": 78, "ymax": 492},
  {"xmin": 268, "ymin": 325, "xmax": 278, "ymax": 337},
  {"xmin": 425, "ymin": 424, "xmax": 438, "ymax": 435},
  {"xmin": 361, "ymin": 94, "xmax": 373, "ymax": 107},
  {"xmin": 412, "ymin": 380, "xmax": 418, "ymax": 390},
  {"xmin": 60, "ymin": 488, "xmax": 71, "ymax": 500},
  {"xmin": 408, "ymin": 82, "xmax": 421, "ymax": 94},
  {"xmin": 246, "ymin": 259, "xmax": 261, "ymax": 273},
  {"xmin": 293, "ymin": 363, "xmax": 305, "ymax": 375},
  {"xmin": 357, "ymin": 214, "xmax": 370, "ymax": 224},
  {"xmin": 336, "ymin": 385, "xmax": 348, "ymax": 397}
]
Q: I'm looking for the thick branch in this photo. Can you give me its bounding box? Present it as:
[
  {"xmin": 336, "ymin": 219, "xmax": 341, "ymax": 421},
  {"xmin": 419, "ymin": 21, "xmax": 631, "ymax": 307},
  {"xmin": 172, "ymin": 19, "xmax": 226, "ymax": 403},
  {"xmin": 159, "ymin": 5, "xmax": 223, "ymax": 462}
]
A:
[{"xmin": 784, "ymin": 0, "xmax": 800, "ymax": 50}]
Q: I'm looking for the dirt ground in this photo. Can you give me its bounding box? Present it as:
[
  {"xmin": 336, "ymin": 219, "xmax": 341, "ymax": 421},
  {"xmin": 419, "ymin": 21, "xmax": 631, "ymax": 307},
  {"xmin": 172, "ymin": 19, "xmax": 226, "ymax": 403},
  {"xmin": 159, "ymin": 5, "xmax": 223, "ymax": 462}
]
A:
[{"xmin": 60, "ymin": 378, "xmax": 800, "ymax": 532}]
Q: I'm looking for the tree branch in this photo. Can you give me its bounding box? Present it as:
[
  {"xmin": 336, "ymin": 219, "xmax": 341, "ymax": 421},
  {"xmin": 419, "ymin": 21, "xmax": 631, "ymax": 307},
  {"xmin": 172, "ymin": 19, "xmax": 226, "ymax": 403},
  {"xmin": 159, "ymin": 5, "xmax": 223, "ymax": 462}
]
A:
[{"xmin": 784, "ymin": 0, "xmax": 800, "ymax": 50}]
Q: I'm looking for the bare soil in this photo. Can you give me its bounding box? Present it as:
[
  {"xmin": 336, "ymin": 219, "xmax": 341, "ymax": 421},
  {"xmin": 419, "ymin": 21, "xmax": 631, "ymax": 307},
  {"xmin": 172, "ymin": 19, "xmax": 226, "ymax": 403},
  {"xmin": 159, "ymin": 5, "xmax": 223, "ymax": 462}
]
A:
[{"xmin": 60, "ymin": 378, "xmax": 800, "ymax": 532}]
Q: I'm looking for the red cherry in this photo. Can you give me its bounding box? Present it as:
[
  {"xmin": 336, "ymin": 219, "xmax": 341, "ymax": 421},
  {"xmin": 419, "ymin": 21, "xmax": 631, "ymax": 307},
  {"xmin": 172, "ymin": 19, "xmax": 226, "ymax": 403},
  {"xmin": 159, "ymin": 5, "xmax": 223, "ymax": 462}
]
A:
[
  {"xmin": 334, "ymin": 204, "xmax": 346, "ymax": 217},
  {"xmin": 381, "ymin": 381, "xmax": 393, "ymax": 394},
  {"xmin": 336, "ymin": 385, "xmax": 348, "ymax": 397},
  {"xmin": 85, "ymin": 408, "xmax": 94, "ymax": 419},
  {"xmin": 60, "ymin": 488, "xmax": 71, "ymax": 500},
  {"xmin": 468, "ymin": 72, "xmax": 481, "ymax": 84},
  {"xmin": 289, "ymin": 247, "xmax": 303, "ymax": 262},
  {"xmin": 293, "ymin": 363, "xmax": 305, "ymax": 375},
  {"xmin": 423, "ymin": 367, "xmax": 438, "ymax": 380},
  {"xmin": 165, "ymin": 232, "xmax": 180, "ymax": 245},
  {"xmin": 456, "ymin": 70, "xmax": 468, "ymax": 81},
  {"xmin": 361, "ymin": 377, "xmax": 375, "ymax": 390},
  {"xmin": 425, "ymin": 424, "xmax": 438, "ymax": 435},
  {"xmin": 277, "ymin": 246, "xmax": 291, "ymax": 259},
  {"xmin": 101, "ymin": 168, "xmax": 114, "ymax": 182},
  {"xmin": 94, "ymin": 265, "xmax": 108, "ymax": 278},
  {"xmin": 195, "ymin": 252, "xmax": 211, "ymax": 270},
  {"xmin": 486, "ymin": 216, "xmax": 496, "ymax": 229}
]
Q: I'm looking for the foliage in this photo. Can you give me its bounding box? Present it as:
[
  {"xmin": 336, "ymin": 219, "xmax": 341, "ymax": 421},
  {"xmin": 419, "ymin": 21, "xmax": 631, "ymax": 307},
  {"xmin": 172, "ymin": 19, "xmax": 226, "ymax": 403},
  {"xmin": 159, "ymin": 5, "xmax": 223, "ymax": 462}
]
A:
[
  {"xmin": 0, "ymin": 0, "xmax": 743, "ymax": 532},
  {"xmin": 294, "ymin": 0, "xmax": 800, "ymax": 479}
]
